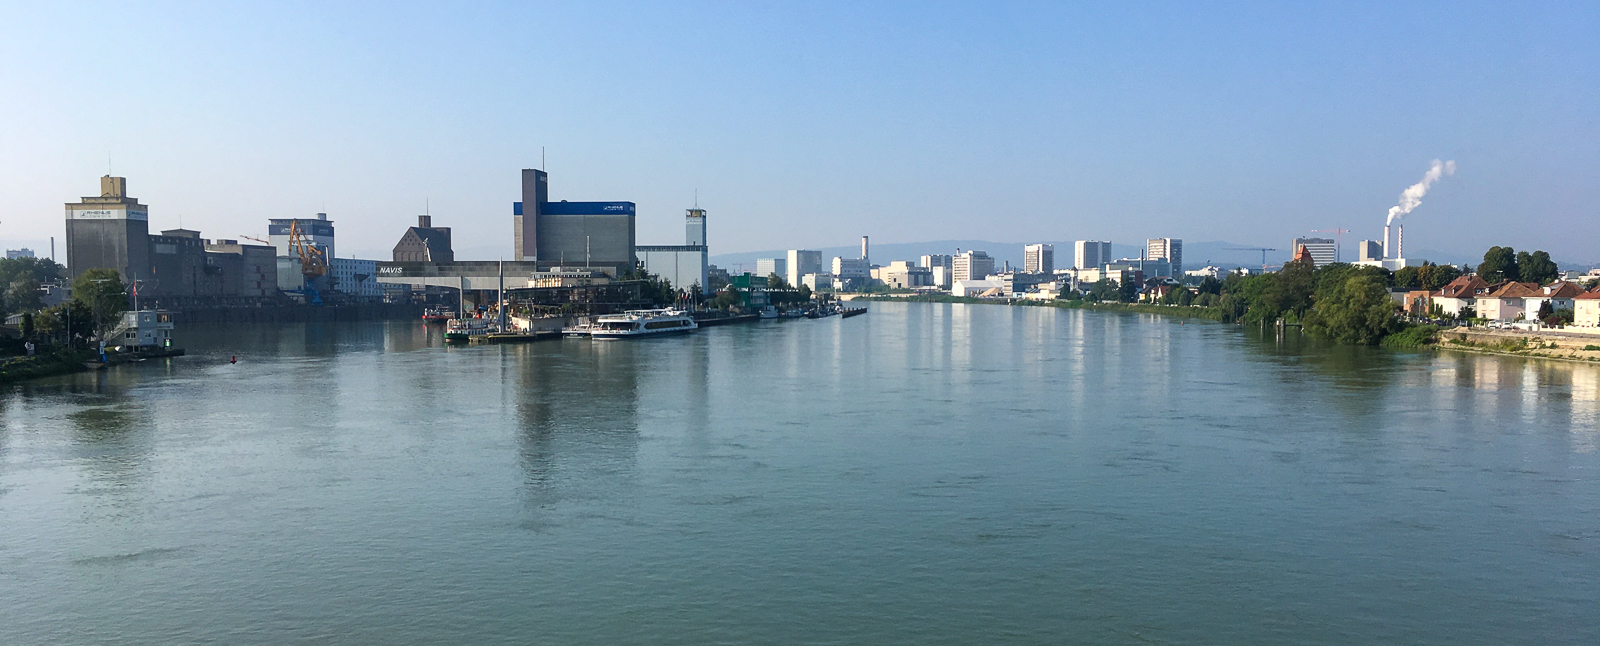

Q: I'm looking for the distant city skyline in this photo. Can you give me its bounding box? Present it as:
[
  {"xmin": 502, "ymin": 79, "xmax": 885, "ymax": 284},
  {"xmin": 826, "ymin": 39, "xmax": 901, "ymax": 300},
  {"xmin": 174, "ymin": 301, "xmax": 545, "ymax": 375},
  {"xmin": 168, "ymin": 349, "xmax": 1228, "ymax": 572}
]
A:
[{"xmin": 2, "ymin": 3, "xmax": 1596, "ymax": 262}]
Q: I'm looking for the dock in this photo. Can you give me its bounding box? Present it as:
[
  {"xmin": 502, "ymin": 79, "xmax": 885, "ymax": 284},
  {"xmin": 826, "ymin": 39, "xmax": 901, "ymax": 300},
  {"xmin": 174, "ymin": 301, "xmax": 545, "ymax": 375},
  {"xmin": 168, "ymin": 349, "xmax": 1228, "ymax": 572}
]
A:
[{"xmin": 468, "ymin": 331, "xmax": 562, "ymax": 345}]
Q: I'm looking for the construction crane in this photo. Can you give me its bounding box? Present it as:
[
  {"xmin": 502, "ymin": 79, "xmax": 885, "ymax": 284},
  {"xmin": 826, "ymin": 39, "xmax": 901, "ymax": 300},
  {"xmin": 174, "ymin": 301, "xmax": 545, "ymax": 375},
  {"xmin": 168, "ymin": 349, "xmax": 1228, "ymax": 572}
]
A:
[
  {"xmin": 239, "ymin": 235, "xmax": 271, "ymax": 246},
  {"xmin": 1224, "ymin": 247, "xmax": 1278, "ymax": 273},
  {"xmin": 1312, "ymin": 228, "xmax": 1352, "ymax": 263}
]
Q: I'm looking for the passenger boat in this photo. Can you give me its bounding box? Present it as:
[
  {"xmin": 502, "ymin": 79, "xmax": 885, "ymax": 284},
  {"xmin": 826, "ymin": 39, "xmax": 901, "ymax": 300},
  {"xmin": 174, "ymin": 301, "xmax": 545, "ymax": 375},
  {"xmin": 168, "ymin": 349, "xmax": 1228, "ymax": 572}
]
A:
[
  {"xmin": 422, "ymin": 307, "xmax": 455, "ymax": 323},
  {"xmin": 562, "ymin": 321, "xmax": 596, "ymax": 337},
  {"xmin": 445, "ymin": 317, "xmax": 493, "ymax": 342},
  {"xmin": 590, "ymin": 309, "xmax": 697, "ymax": 340},
  {"xmin": 841, "ymin": 306, "xmax": 867, "ymax": 318}
]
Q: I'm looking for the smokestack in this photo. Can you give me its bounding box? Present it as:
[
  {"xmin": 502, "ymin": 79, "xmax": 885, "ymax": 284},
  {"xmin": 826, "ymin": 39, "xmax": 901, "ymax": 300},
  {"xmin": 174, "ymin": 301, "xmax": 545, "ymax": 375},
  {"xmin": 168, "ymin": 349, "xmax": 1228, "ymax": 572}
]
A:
[
  {"xmin": 1383, "ymin": 224, "xmax": 1391, "ymax": 259},
  {"xmin": 861, "ymin": 235, "xmax": 869, "ymax": 263},
  {"xmin": 1397, "ymin": 225, "xmax": 1403, "ymax": 259}
]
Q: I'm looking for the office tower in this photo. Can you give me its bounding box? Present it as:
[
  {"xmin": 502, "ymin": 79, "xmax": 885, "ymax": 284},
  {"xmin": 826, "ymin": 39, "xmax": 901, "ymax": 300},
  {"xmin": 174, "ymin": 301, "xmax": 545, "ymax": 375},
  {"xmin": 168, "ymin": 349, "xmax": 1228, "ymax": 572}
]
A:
[
  {"xmin": 1074, "ymin": 240, "xmax": 1112, "ymax": 270},
  {"xmin": 953, "ymin": 250, "xmax": 995, "ymax": 282},
  {"xmin": 786, "ymin": 249, "xmax": 822, "ymax": 288},
  {"xmin": 1146, "ymin": 238, "xmax": 1182, "ymax": 276},
  {"xmin": 1024, "ymin": 243, "xmax": 1054, "ymax": 274},
  {"xmin": 755, "ymin": 257, "xmax": 787, "ymax": 279}
]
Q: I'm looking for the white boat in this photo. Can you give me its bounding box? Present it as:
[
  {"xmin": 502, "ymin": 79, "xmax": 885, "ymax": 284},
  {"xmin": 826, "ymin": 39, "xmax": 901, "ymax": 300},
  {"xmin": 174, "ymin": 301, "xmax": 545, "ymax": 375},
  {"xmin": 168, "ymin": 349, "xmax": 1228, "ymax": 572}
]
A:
[
  {"xmin": 590, "ymin": 309, "xmax": 698, "ymax": 340},
  {"xmin": 562, "ymin": 321, "xmax": 596, "ymax": 337},
  {"xmin": 445, "ymin": 318, "xmax": 494, "ymax": 342}
]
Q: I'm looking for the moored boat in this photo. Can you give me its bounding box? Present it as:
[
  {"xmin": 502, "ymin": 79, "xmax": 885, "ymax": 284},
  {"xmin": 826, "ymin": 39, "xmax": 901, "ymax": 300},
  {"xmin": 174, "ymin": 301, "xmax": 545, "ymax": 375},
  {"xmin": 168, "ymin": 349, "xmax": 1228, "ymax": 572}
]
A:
[
  {"xmin": 590, "ymin": 309, "xmax": 697, "ymax": 340},
  {"xmin": 445, "ymin": 317, "xmax": 493, "ymax": 342},
  {"xmin": 422, "ymin": 307, "xmax": 455, "ymax": 323}
]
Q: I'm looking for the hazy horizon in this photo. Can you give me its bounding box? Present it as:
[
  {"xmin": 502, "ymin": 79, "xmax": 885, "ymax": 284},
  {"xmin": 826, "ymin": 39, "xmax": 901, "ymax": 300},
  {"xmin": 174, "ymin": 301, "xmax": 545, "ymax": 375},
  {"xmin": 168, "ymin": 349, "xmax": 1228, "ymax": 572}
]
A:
[{"xmin": 3, "ymin": 2, "xmax": 1595, "ymax": 263}]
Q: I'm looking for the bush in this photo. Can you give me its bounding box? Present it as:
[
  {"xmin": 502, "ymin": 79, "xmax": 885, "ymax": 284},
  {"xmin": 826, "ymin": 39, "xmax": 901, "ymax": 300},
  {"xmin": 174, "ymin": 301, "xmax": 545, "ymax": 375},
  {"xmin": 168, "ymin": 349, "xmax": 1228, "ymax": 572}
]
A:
[
  {"xmin": 1380, "ymin": 324, "xmax": 1440, "ymax": 349},
  {"xmin": 1584, "ymin": 345, "xmax": 1600, "ymax": 351}
]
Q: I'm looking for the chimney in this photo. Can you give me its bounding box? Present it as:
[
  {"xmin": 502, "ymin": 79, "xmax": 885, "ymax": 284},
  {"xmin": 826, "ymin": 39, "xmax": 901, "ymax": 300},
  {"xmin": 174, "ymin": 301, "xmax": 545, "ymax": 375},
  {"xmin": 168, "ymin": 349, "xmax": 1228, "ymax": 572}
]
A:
[
  {"xmin": 1397, "ymin": 225, "xmax": 1403, "ymax": 259},
  {"xmin": 861, "ymin": 235, "xmax": 869, "ymax": 263},
  {"xmin": 1383, "ymin": 224, "xmax": 1391, "ymax": 259},
  {"xmin": 418, "ymin": 215, "xmax": 432, "ymax": 229}
]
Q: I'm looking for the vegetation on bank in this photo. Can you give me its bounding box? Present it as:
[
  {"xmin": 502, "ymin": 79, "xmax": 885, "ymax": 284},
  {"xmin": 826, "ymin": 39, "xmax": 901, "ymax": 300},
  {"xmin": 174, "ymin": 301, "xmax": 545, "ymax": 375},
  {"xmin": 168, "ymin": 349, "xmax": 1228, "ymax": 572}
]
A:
[{"xmin": 0, "ymin": 347, "xmax": 94, "ymax": 384}]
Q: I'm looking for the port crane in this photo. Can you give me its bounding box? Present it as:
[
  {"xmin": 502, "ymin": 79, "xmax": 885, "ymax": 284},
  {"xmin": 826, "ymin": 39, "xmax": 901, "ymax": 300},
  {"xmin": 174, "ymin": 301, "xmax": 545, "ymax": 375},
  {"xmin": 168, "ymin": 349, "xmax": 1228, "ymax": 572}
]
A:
[
  {"xmin": 283, "ymin": 221, "xmax": 329, "ymax": 305},
  {"xmin": 1312, "ymin": 228, "xmax": 1353, "ymax": 263},
  {"xmin": 1224, "ymin": 247, "xmax": 1278, "ymax": 273},
  {"xmin": 239, "ymin": 235, "xmax": 271, "ymax": 246}
]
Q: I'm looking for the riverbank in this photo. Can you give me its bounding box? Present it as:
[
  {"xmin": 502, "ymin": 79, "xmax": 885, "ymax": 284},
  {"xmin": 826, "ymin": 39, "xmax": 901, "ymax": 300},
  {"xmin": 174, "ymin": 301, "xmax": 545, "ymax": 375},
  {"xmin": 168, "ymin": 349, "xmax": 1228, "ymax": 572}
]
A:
[
  {"xmin": 0, "ymin": 349, "xmax": 95, "ymax": 384},
  {"xmin": 1434, "ymin": 327, "xmax": 1600, "ymax": 363}
]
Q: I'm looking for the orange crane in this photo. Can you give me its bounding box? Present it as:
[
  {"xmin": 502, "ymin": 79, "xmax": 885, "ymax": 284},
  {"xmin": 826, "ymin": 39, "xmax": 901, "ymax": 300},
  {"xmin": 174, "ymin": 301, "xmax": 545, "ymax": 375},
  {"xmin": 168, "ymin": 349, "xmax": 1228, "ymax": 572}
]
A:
[
  {"xmin": 287, "ymin": 221, "xmax": 327, "ymax": 278},
  {"xmin": 1312, "ymin": 228, "xmax": 1353, "ymax": 263}
]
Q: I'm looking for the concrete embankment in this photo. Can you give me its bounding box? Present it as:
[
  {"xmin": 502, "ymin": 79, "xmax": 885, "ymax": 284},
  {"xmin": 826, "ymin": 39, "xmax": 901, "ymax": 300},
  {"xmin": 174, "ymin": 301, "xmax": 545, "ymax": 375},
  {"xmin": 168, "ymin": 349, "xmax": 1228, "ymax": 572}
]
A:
[
  {"xmin": 170, "ymin": 302, "xmax": 425, "ymax": 325},
  {"xmin": 1438, "ymin": 327, "xmax": 1600, "ymax": 363}
]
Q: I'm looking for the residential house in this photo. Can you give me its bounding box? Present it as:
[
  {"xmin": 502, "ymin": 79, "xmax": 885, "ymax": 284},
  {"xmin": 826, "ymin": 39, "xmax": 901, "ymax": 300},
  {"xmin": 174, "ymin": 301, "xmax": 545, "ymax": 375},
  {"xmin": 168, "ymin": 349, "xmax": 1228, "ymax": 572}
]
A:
[
  {"xmin": 1524, "ymin": 281, "xmax": 1585, "ymax": 317},
  {"xmin": 1404, "ymin": 290, "xmax": 1434, "ymax": 316},
  {"xmin": 1433, "ymin": 275, "xmax": 1491, "ymax": 317},
  {"xmin": 1574, "ymin": 290, "xmax": 1600, "ymax": 328},
  {"xmin": 1478, "ymin": 282, "xmax": 1542, "ymax": 322}
]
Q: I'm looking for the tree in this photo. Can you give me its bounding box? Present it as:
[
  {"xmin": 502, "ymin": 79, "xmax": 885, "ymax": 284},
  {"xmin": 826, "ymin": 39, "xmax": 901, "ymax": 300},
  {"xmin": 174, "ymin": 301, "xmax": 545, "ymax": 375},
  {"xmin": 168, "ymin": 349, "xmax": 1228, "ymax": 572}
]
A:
[
  {"xmin": 1393, "ymin": 266, "xmax": 1421, "ymax": 290},
  {"xmin": 1477, "ymin": 246, "xmax": 1519, "ymax": 283},
  {"xmin": 72, "ymin": 269, "xmax": 130, "ymax": 339},
  {"xmin": 1087, "ymin": 279, "xmax": 1119, "ymax": 302},
  {"xmin": 1263, "ymin": 260, "xmax": 1315, "ymax": 320},
  {"xmin": 7, "ymin": 277, "xmax": 41, "ymax": 312},
  {"xmin": 767, "ymin": 273, "xmax": 790, "ymax": 290},
  {"xmin": 1303, "ymin": 274, "xmax": 1401, "ymax": 344},
  {"xmin": 1519, "ymin": 250, "xmax": 1559, "ymax": 284},
  {"xmin": 797, "ymin": 284, "xmax": 812, "ymax": 301},
  {"xmin": 1117, "ymin": 278, "xmax": 1138, "ymax": 303},
  {"xmin": 1196, "ymin": 275, "xmax": 1222, "ymax": 296}
]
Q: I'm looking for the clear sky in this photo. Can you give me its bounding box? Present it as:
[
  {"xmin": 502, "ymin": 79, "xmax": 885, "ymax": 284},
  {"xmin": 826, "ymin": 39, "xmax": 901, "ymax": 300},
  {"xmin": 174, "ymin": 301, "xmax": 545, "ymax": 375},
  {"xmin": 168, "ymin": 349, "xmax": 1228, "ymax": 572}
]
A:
[{"xmin": 2, "ymin": 1, "xmax": 1596, "ymax": 262}]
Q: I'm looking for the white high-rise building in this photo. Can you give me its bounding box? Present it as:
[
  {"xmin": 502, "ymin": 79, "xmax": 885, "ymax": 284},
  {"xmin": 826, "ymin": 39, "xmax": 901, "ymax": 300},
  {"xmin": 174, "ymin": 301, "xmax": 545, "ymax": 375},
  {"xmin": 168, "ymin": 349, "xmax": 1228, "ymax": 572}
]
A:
[
  {"xmin": 755, "ymin": 257, "xmax": 786, "ymax": 280},
  {"xmin": 785, "ymin": 249, "xmax": 822, "ymax": 288},
  {"xmin": 1146, "ymin": 238, "xmax": 1182, "ymax": 276},
  {"xmin": 1074, "ymin": 240, "xmax": 1112, "ymax": 270},
  {"xmin": 953, "ymin": 250, "xmax": 995, "ymax": 282},
  {"xmin": 1291, "ymin": 237, "xmax": 1336, "ymax": 268},
  {"xmin": 1024, "ymin": 244, "xmax": 1054, "ymax": 274}
]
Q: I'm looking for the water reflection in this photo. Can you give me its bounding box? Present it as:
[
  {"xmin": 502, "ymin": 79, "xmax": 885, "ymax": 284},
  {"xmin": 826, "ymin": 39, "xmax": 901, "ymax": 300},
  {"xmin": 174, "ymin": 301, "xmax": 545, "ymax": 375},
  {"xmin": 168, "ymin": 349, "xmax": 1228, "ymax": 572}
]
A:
[{"xmin": 515, "ymin": 339, "xmax": 641, "ymax": 517}]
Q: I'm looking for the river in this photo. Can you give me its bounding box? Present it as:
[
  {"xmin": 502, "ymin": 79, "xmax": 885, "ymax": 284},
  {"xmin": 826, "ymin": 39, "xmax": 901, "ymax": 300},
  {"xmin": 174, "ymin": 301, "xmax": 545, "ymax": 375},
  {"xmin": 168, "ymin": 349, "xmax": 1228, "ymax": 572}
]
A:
[{"xmin": 2, "ymin": 301, "xmax": 1597, "ymax": 644}]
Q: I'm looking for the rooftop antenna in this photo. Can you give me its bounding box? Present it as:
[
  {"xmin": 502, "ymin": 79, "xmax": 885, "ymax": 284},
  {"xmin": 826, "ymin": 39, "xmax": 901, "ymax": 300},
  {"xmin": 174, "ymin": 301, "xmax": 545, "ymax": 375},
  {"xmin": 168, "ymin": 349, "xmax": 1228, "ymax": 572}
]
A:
[{"xmin": 694, "ymin": 189, "xmax": 699, "ymax": 208}]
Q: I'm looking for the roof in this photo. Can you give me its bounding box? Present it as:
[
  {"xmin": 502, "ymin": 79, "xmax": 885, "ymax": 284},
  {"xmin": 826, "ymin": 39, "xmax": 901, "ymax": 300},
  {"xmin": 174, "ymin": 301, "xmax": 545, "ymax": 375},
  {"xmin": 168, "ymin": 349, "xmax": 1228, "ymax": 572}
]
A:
[
  {"xmin": 1542, "ymin": 282, "xmax": 1585, "ymax": 297},
  {"xmin": 1486, "ymin": 282, "xmax": 1542, "ymax": 298},
  {"xmin": 1439, "ymin": 275, "xmax": 1489, "ymax": 297},
  {"xmin": 407, "ymin": 227, "xmax": 450, "ymax": 250}
]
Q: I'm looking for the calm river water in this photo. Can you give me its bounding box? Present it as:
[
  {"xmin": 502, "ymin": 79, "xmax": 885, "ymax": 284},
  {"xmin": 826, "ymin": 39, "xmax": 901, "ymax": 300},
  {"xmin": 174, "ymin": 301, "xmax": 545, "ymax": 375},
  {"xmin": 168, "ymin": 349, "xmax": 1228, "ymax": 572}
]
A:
[{"xmin": 2, "ymin": 302, "xmax": 1598, "ymax": 644}]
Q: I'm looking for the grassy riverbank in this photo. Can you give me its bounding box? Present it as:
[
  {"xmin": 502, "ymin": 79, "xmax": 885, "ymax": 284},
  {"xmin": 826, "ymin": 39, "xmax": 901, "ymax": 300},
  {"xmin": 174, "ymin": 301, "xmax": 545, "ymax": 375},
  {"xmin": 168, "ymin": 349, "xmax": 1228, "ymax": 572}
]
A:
[{"xmin": 0, "ymin": 349, "xmax": 94, "ymax": 384}]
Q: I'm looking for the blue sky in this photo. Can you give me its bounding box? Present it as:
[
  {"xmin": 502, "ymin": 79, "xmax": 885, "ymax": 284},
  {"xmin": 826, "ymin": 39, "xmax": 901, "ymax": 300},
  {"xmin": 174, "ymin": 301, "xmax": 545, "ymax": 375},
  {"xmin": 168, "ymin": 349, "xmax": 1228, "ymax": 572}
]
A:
[{"xmin": 2, "ymin": 1, "xmax": 1596, "ymax": 263}]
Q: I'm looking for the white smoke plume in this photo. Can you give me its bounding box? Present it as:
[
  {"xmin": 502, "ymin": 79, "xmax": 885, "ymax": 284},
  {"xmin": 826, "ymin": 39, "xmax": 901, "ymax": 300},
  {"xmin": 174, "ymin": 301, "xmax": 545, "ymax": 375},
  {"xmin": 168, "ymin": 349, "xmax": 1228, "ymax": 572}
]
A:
[{"xmin": 1386, "ymin": 159, "xmax": 1457, "ymax": 225}]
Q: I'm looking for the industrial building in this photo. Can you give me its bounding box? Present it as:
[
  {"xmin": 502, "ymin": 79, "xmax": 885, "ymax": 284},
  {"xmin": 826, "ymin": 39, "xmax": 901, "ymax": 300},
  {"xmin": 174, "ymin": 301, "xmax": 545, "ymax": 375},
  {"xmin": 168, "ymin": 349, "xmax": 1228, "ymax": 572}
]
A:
[
  {"xmin": 1024, "ymin": 243, "xmax": 1054, "ymax": 274},
  {"xmin": 1357, "ymin": 240, "xmax": 1384, "ymax": 262},
  {"xmin": 638, "ymin": 208, "xmax": 710, "ymax": 294},
  {"xmin": 1074, "ymin": 240, "xmax": 1112, "ymax": 270},
  {"xmin": 392, "ymin": 215, "xmax": 454, "ymax": 262},
  {"xmin": 514, "ymin": 168, "xmax": 636, "ymax": 274},
  {"xmin": 1290, "ymin": 237, "xmax": 1337, "ymax": 267},
  {"xmin": 65, "ymin": 175, "xmax": 150, "ymax": 283},
  {"xmin": 1146, "ymin": 238, "xmax": 1182, "ymax": 276},
  {"xmin": 64, "ymin": 175, "xmax": 281, "ymax": 301}
]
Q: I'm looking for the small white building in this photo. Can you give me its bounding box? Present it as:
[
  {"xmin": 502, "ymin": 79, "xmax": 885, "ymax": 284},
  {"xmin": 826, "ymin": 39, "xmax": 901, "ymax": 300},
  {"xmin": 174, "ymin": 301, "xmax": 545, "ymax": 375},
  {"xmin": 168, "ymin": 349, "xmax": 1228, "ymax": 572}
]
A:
[
  {"xmin": 111, "ymin": 310, "xmax": 175, "ymax": 349},
  {"xmin": 801, "ymin": 272, "xmax": 833, "ymax": 292},
  {"xmin": 953, "ymin": 279, "xmax": 1005, "ymax": 298}
]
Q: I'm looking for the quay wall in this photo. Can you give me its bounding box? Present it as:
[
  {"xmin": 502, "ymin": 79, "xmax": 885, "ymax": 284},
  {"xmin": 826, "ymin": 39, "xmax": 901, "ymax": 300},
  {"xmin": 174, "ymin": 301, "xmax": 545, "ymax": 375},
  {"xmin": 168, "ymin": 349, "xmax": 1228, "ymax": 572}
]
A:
[{"xmin": 170, "ymin": 303, "xmax": 425, "ymax": 325}]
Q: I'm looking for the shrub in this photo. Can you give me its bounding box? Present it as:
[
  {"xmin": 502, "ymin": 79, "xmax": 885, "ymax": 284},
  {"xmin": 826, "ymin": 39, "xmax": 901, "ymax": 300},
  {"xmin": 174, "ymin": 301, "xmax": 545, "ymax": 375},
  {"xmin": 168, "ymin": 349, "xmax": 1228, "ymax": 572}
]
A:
[
  {"xmin": 1380, "ymin": 324, "xmax": 1440, "ymax": 349},
  {"xmin": 1584, "ymin": 345, "xmax": 1600, "ymax": 351}
]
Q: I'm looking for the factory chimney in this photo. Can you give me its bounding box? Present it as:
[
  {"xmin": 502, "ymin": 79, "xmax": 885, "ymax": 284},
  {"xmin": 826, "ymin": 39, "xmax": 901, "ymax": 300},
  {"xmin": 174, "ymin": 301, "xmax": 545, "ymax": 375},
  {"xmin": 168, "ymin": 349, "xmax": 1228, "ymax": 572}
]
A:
[
  {"xmin": 1397, "ymin": 225, "xmax": 1403, "ymax": 260},
  {"xmin": 1383, "ymin": 224, "xmax": 1391, "ymax": 259},
  {"xmin": 861, "ymin": 236, "xmax": 869, "ymax": 263}
]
